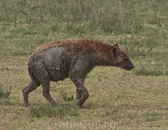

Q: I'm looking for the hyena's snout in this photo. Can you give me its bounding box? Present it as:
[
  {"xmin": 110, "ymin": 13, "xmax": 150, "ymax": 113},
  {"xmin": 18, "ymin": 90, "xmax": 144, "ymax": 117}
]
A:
[
  {"xmin": 119, "ymin": 61, "xmax": 135, "ymax": 70},
  {"xmin": 122, "ymin": 60, "xmax": 135, "ymax": 70},
  {"xmin": 128, "ymin": 63, "xmax": 135, "ymax": 70}
]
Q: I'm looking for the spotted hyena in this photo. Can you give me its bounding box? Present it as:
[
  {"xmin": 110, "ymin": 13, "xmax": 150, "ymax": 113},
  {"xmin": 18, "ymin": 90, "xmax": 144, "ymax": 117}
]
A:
[{"xmin": 22, "ymin": 38, "xmax": 134, "ymax": 108}]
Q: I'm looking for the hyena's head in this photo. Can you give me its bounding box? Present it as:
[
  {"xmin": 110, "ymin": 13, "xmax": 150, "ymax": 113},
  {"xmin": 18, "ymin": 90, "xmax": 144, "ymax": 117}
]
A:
[{"xmin": 110, "ymin": 44, "xmax": 134, "ymax": 70}]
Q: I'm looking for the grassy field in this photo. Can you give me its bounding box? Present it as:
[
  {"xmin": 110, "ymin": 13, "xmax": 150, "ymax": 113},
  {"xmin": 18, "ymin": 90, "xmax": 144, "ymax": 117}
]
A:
[{"xmin": 0, "ymin": 0, "xmax": 168, "ymax": 129}]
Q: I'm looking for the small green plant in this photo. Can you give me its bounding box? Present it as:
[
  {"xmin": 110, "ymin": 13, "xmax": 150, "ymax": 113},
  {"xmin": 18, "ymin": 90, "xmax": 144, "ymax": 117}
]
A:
[
  {"xmin": 60, "ymin": 89, "xmax": 74, "ymax": 101},
  {"xmin": 0, "ymin": 88, "xmax": 11, "ymax": 98}
]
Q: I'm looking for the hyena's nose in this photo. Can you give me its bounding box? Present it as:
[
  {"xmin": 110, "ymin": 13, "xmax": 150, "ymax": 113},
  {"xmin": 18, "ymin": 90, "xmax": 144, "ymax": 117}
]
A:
[{"xmin": 129, "ymin": 64, "xmax": 135, "ymax": 69}]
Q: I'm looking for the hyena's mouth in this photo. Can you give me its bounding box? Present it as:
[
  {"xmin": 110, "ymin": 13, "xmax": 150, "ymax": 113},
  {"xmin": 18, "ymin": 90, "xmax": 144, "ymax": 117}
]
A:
[
  {"xmin": 121, "ymin": 64, "xmax": 135, "ymax": 70},
  {"xmin": 126, "ymin": 64, "xmax": 135, "ymax": 70}
]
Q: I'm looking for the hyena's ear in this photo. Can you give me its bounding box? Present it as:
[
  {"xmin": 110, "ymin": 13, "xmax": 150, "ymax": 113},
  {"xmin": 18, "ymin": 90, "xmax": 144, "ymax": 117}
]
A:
[{"xmin": 111, "ymin": 44, "xmax": 118, "ymax": 58}]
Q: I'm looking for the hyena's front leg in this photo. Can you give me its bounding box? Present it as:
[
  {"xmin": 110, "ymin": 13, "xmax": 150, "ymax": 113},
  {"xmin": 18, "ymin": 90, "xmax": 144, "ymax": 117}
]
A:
[
  {"xmin": 76, "ymin": 86, "xmax": 89, "ymax": 108},
  {"xmin": 69, "ymin": 59, "xmax": 92, "ymax": 108},
  {"xmin": 76, "ymin": 88, "xmax": 82, "ymax": 100},
  {"xmin": 70, "ymin": 76, "xmax": 89, "ymax": 108}
]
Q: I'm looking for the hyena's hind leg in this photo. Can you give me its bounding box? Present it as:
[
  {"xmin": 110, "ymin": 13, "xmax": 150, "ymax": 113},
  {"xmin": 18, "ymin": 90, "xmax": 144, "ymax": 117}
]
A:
[
  {"xmin": 22, "ymin": 80, "xmax": 41, "ymax": 107},
  {"xmin": 41, "ymin": 80, "xmax": 56, "ymax": 105}
]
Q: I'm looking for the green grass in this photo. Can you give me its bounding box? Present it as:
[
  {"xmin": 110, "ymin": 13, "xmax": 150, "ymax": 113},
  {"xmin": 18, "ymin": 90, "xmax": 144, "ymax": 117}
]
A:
[
  {"xmin": 0, "ymin": 0, "xmax": 168, "ymax": 129},
  {"xmin": 30, "ymin": 104, "xmax": 79, "ymax": 118}
]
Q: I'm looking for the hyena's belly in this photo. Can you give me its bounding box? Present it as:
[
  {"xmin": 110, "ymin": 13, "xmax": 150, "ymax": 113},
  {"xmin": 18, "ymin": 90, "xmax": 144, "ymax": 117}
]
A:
[{"xmin": 44, "ymin": 47, "xmax": 71, "ymax": 81}]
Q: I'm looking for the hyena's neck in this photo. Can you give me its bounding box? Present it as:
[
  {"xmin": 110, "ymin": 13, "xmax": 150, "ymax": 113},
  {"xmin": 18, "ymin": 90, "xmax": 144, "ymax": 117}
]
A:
[{"xmin": 92, "ymin": 51, "xmax": 115, "ymax": 67}]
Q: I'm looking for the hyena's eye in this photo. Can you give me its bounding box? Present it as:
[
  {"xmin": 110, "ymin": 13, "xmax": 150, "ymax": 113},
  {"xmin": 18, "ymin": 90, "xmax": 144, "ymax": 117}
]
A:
[{"xmin": 124, "ymin": 59, "xmax": 128, "ymax": 61}]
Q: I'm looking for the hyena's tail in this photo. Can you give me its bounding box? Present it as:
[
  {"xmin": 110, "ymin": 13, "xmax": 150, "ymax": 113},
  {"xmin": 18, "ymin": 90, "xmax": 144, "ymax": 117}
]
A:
[{"xmin": 28, "ymin": 66, "xmax": 37, "ymax": 88}]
